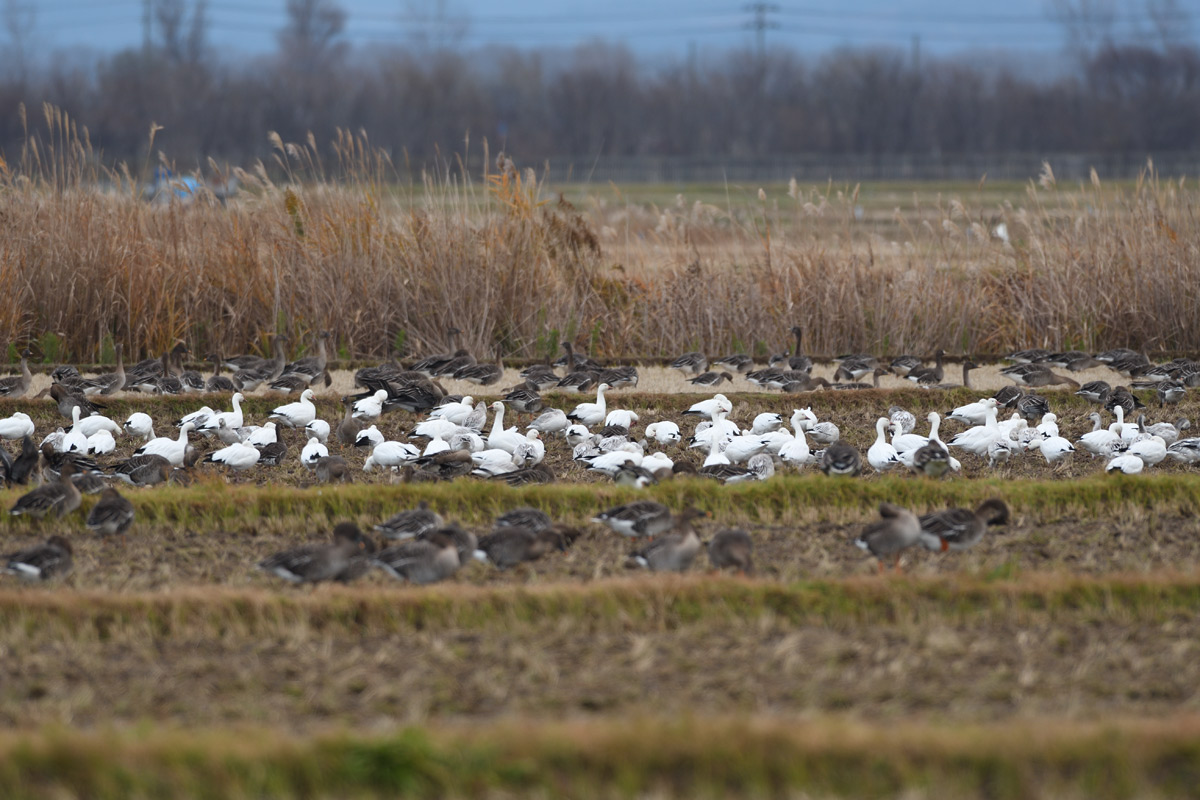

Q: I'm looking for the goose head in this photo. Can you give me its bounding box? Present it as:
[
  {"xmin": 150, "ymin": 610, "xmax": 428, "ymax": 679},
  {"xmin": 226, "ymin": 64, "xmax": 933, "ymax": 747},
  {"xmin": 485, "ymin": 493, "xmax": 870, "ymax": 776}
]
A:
[{"xmin": 302, "ymin": 389, "xmax": 317, "ymax": 403}]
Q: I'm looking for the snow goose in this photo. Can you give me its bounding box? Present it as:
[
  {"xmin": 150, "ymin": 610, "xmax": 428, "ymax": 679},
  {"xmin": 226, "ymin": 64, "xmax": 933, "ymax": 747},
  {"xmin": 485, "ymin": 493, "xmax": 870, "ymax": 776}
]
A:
[
  {"xmin": 513, "ymin": 430, "xmax": 546, "ymax": 466},
  {"xmin": 1126, "ymin": 434, "xmax": 1167, "ymax": 466},
  {"xmin": 351, "ymin": 389, "xmax": 389, "ymax": 421},
  {"xmin": 585, "ymin": 450, "xmax": 642, "ymax": 477},
  {"xmin": 778, "ymin": 423, "xmax": 815, "ymax": 468},
  {"xmin": 567, "ymin": 383, "xmax": 611, "ymax": 427},
  {"xmin": 1166, "ymin": 437, "xmax": 1200, "ymax": 464},
  {"xmin": 1146, "ymin": 418, "xmax": 1189, "ymax": 445},
  {"xmin": 806, "ymin": 418, "xmax": 840, "ymax": 445},
  {"xmin": 1035, "ymin": 413, "xmax": 1060, "ymax": 439},
  {"xmin": 270, "ymin": 388, "xmax": 316, "ymax": 428},
  {"xmin": 0, "ymin": 412, "xmax": 35, "ymax": 440},
  {"xmin": 470, "ymin": 448, "xmax": 524, "ymax": 476},
  {"xmin": 644, "ymin": 421, "xmax": 682, "ymax": 446},
  {"xmin": 487, "ymin": 402, "xmax": 527, "ymax": 453},
  {"xmin": 363, "ymin": 440, "xmax": 421, "ymax": 471},
  {"xmin": 820, "ymin": 442, "xmax": 862, "ymax": 476},
  {"xmin": 947, "ymin": 407, "xmax": 1003, "ymax": 458},
  {"xmin": 988, "ymin": 438, "xmax": 1016, "ymax": 468},
  {"xmin": 721, "ymin": 434, "xmax": 769, "ymax": 464},
  {"xmin": 422, "ymin": 433, "xmax": 451, "ymax": 459},
  {"xmin": 528, "ymin": 408, "xmax": 570, "ymax": 436},
  {"xmin": 604, "ymin": 408, "xmax": 639, "ymax": 429},
  {"xmin": 176, "ymin": 405, "xmax": 214, "ymax": 431},
  {"xmin": 867, "ymin": 417, "xmax": 900, "ymax": 472},
  {"xmin": 135, "ymin": 422, "xmax": 194, "ymax": 466},
  {"xmin": 0, "ymin": 348, "xmax": 34, "ymax": 398},
  {"xmin": 625, "ymin": 508, "xmax": 706, "ymax": 572},
  {"xmin": 707, "ymin": 529, "xmax": 754, "ymax": 574},
  {"xmin": 1106, "ymin": 454, "xmax": 1144, "ymax": 474},
  {"xmin": 87, "ymin": 430, "xmax": 116, "ymax": 455},
  {"xmin": 854, "ymin": 502, "xmax": 921, "ymax": 572},
  {"xmin": 301, "ymin": 437, "xmax": 329, "ymax": 469},
  {"xmin": 670, "ymin": 352, "xmax": 708, "ymax": 375},
  {"xmin": 640, "ymin": 451, "xmax": 675, "ymax": 474},
  {"xmin": 592, "ymin": 500, "xmax": 674, "ymax": 539},
  {"xmin": 1026, "ymin": 435, "xmax": 1075, "ymax": 467},
  {"xmin": 305, "ymin": 418, "xmax": 330, "ymax": 443},
  {"xmin": 947, "ymin": 397, "xmax": 999, "ymax": 426},
  {"xmin": 918, "ymin": 499, "xmax": 1009, "ymax": 552},
  {"xmin": 204, "ymin": 441, "xmax": 261, "ymax": 472},
  {"xmin": 682, "ymin": 394, "xmax": 730, "ymax": 420},
  {"xmin": 565, "ymin": 424, "xmax": 593, "ymax": 448},
  {"xmin": 257, "ymin": 523, "xmax": 375, "ymax": 585},
  {"xmin": 199, "ymin": 393, "xmax": 245, "ymax": 434},
  {"xmin": 1076, "ymin": 413, "xmax": 1122, "ymax": 457},
  {"xmin": 749, "ymin": 413, "xmax": 783, "ymax": 435},
  {"xmin": 893, "ymin": 412, "xmax": 943, "ymax": 455},
  {"xmin": 4, "ymin": 536, "xmax": 73, "ymax": 580},
  {"xmin": 430, "ymin": 395, "xmax": 476, "ymax": 425},
  {"xmin": 245, "ymin": 422, "xmax": 278, "ymax": 448}
]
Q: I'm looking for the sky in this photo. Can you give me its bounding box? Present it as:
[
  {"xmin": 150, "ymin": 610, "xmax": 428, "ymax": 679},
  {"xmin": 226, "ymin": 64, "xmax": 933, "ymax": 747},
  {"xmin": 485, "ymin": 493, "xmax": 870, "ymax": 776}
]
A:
[{"xmin": 18, "ymin": 0, "xmax": 1198, "ymax": 66}]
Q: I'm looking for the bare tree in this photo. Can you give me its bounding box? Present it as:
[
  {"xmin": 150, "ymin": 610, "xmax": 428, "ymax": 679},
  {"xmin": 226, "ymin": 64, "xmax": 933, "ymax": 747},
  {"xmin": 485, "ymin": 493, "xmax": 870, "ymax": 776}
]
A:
[
  {"xmin": 155, "ymin": 0, "xmax": 207, "ymax": 65},
  {"xmin": 1047, "ymin": 0, "xmax": 1116, "ymax": 60},
  {"xmin": 278, "ymin": 0, "xmax": 347, "ymax": 75},
  {"xmin": 1147, "ymin": 0, "xmax": 1191, "ymax": 50},
  {"xmin": 2, "ymin": 0, "xmax": 36, "ymax": 82}
]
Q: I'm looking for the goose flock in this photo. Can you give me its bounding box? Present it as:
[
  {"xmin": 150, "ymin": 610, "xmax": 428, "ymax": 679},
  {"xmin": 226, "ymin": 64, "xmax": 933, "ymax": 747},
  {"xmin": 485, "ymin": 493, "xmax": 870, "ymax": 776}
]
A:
[{"xmin": 2, "ymin": 331, "xmax": 1198, "ymax": 583}]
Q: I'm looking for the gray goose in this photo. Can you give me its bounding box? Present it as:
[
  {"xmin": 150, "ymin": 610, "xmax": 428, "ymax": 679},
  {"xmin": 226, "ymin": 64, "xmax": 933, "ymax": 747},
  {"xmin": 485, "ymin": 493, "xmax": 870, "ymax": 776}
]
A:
[
  {"xmin": 7, "ymin": 436, "xmax": 40, "ymax": 486},
  {"xmin": 375, "ymin": 500, "xmax": 444, "ymax": 540},
  {"xmin": 712, "ymin": 353, "xmax": 755, "ymax": 374},
  {"xmin": 904, "ymin": 349, "xmax": 945, "ymax": 386},
  {"xmin": 592, "ymin": 500, "xmax": 674, "ymax": 539},
  {"xmin": 109, "ymin": 453, "xmax": 172, "ymax": 487},
  {"xmin": 626, "ymin": 507, "xmax": 707, "ymax": 572},
  {"xmin": 256, "ymin": 522, "xmax": 375, "ymax": 584},
  {"xmin": 687, "ymin": 371, "xmax": 733, "ymax": 387},
  {"xmin": 706, "ymin": 528, "xmax": 754, "ymax": 574},
  {"xmin": 277, "ymin": 330, "xmax": 331, "ymax": 386},
  {"xmin": 999, "ymin": 363, "xmax": 1080, "ymax": 389},
  {"xmin": 5, "ymin": 536, "xmax": 73, "ymax": 580},
  {"xmin": 49, "ymin": 383, "xmax": 105, "ymax": 420},
  {"xmin": 770, "ymin": 327, "xmax": 812, "ymax": 373},
  {"xmin": 910, "ymin": 441, "xmax": 951, "ymax": 478},
  {"xmin": 853, "ymin": 502, "xmax": 922, "ymax": 572},
  {"xmin": 833, "ymin": 354, "xmax": 879, "ymax": 382},
  {"xmin": 820, "ymin": 442, "xmax": 862, "ymax": 477},
  {"xmin": 206, "ymin": 354, "xmax": 238, "ymax": 392},
  {"xmin": 10, "ymin": 461, "xmax": 82, "ymax": 518},
  {"xmin": 373, "ymin": 528, "xmax": 461, "ymax": 584},
  {"xmin": 0, "ymin": 348, "xmax": 35, "ymax": 398},
  {"xmin": 233, "ymin": 337, "xmax": 289, "ymax": 392},
  {"xmin": 1074, "ymin": 380, "xmax": 1111, "ymax": 403},
  {"xmin": 669, "ymin": 352, "xmax": 708, "ymax": 376},
  {"xmin": 494, "ymin": 507, "xmax": 552, "ymax": 532},
  {"xmin": 889, "ymin": 354, "xmax": 923, "ymax": 377},
  {"xmin": 86, "ymin": 486, "xmax": 136, "ymax": 539},
  {"xmin": 313, "ymin": 455, "xmax": 350, "ymax": 483},
  {"xmin": 410, "ymin": 327, "xmax": 464, "ymax": 376},
  {"xmin": 454, "ymin": 351, "xmax": 504, "ymax": 386},
  {"xmin": 502, "ymin": 381, "xmax": 544, "ymax": 413},
  {"xmin": 918, "ymin": 498, "xmax": 1009, "ymax": 552},
  {"xmin": 474, "ymin": 525, "xmax": 572, "ymax": 569}
]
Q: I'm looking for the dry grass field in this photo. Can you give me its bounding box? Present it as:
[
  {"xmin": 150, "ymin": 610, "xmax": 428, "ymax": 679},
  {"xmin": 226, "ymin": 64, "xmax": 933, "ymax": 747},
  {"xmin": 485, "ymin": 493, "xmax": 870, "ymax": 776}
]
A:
[{"xmin": 4, "ymin": 112, "xmax": 1200, "ymax": 797}]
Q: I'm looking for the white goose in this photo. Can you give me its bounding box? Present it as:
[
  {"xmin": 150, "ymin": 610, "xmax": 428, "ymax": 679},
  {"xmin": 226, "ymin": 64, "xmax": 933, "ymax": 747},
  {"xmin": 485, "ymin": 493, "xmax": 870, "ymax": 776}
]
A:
[
  {"xmin": 567, "ymin": 383, "xmax": 611, "ymax": 427},
  {"xmin": 867, "ymin": 417, "xmax": 900, "ymax": 472},
  {"xmin": 604, "ymin": 408, "xmax": 639, "ymax": 429},
  {"xmin": 512, "ymin": 430, "xmax": 546, "ymax": 465},
  {"xmin": 363, "ymin": 441, "xmax": 420, "ymax": 471},
  {"xmin": 487, "ymin": 402, "xmax": 526, "ymax": 453},
  {"xmin": 74, "ymin": 409, "xmax": 122, "ymax": 438},
  {"xmin": 1106, "ymin": 453, "xmax": 1144, "ymax": 474},
  {"xmin": 645, "ymin": 421, "xmax": 682, "ymax": 446},
  {"xmin": 305, "ymin": 419, "xmax": 330, "ymax": 443},
  {"xmin": 893, "ymin": 412, "xmax": 942, "ymax": 454},
  {"xmin": 947, "ymin": 407, "xmax": 1004, "ymax": 458},
  {"xmin": 0, "ymin": 411, "xmax": 35, "ymax": 440},
  {"xmin": 270, "ymin": 389, "xmax": 316, "ymax": 428},
  {"xmin": 136, "ymin": 422, "xmax": 195, "ymax": 466},
  {"xmin": 749, "ymin": 413, "xmax": 783, "ymax": 435},
  {"xmin": 300, "ymin": 436, "xmax": 328, "ymax": 469},
  {"xmin": 199, "ymin": 393, "xmax": 245, "ymax": 434},
  {"xmin": 1126, "ymin": 434, "xmax": 1167, "ymax": 466},
  {"xmin": 123, "ymin": 412, "xmax": 155, "ymax": 441},
  {"xmin": 423, "ymin": 433, "xmax": 451, "ymax": 458},
  {"xmin": 947, "ymin": 397, "xmax": 999, "ymax": 426},
  {"xmin": 429, "ymin": 395, "xmax": 476, "ymax": 425},
  {"xmin": 352, "ymin": 389, "xmax": 389, "ymax": 421},
  {"xmin": 682, "ymin": 393, "xmax": 730, "ymax": 420},
  {"xmin": 245, "ymin": 422, "xmax": 278, "ymax": 448},
  {"xmin": 778, "ymin": 422, "xmax": 815, "ymax": 468},
  {"xmin": 206, "ymin": 441, "xmax": 261, "ymax": 472},
  {"xmin": 1026, "ymin": 435, "xmax": 1075, "ymax": 466},
  {"xmin": 528, "ymin": 408, "xmax": 570, "ymax": 436},
  {"xmin": 87, "ymin": 430, "xmax": 117, "ymax": 455},
  {"xmin": 177, "ymin": 406, "xmax": 215, "ymax": 431},
  {"xmin": 723, "ymin": 434, "xmax": 769, "ymax": 464}
]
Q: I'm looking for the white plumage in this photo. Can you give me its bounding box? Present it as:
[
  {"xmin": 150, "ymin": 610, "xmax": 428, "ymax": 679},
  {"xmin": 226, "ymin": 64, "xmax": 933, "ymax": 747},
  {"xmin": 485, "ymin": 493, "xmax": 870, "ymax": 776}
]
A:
[
  {"xmin": 0, "ymin": 412, "xmax": 35, "ymax": 440},
  {"xmin": 207, "ymin": 441, "xmax": 261, "ymax": 472},
  {"xmin": 363, "ymin": 441, "xmax": 420, "ymax": 471},
  {"xmin": 567, "ymin": 383, "xmax": 611, "ymax": 427},
  {"xmin": 136, "ymin": 422, "xmax": 195, "ymax": 466},
  {"xmin": 352, "ymin": 389, "xmax": 389, "ymax": 421},
  {"xmin": 270, "ymin": 389, "xmax": 317, "ymax": 428},
  {"xmin": 301, "ymin": 437, "xmax": 329, "ymax": 469}
]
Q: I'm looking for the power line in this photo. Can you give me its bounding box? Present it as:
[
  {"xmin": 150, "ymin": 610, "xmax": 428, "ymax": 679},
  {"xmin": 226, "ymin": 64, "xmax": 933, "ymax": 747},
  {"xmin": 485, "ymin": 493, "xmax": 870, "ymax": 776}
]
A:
[{"xmin": 743, "ymin": 3, "xmax": 780, "ymax": 59}]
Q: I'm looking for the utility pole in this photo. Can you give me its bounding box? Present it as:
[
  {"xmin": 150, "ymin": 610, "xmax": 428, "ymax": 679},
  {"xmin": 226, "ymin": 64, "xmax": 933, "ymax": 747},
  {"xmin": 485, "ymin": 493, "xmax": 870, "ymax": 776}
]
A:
[
  {"xmin": 743, "ymin": 3, "xmax": 779, "ymax": 63},
  {"xmin": 911, "ymin": 33, "xmax": 921, "ymax": 73}
]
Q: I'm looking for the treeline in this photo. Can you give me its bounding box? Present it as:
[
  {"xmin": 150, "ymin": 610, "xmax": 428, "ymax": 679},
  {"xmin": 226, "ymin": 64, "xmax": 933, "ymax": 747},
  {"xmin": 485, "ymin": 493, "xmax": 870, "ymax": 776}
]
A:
[{"xmin": 1, "ymin": 35, "xmax": 1199, "ymax": 170}]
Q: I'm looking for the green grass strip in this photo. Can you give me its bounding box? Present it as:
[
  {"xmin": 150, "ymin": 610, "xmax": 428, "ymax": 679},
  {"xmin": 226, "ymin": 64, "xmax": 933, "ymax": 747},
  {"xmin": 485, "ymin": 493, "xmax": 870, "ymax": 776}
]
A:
[{"xmin": 2, "ymin": 715, "xmax": 1200, "ymax": 799}]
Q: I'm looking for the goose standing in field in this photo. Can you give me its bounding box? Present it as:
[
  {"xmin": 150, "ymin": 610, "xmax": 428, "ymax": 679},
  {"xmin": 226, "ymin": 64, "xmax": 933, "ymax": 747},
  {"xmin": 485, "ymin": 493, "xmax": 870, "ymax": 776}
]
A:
[
  {"xmin": 135, "ymin": 423, "xmax": 194, "ymax": 466},
  {"xmin": 79, "ymin": 344, "xmax": 126, "ymax": 396},
  {"xmin": 256, "ymin": 522, "xmax": 375, "ymax": 584},
  {"xmin": 277, "ymin": 330, "xmax": 330, "ymax": 387},
  {"xmin": 1026, "ymin": 435, "xmax": 1075, "ymax": 468},
  {"xmin": 947, "ymin": 407, "xmax": 1004, "ymax": 458},
  {"xmin": 867, "ymin": 417, "xmax": 900, "ymax": 472},
  {"xmin": 269, "ymin": 388, "xmax": 316, "ymax": 429},
  {"xmin": 592, "ymin": 500, "xmax": 674, "ymax": 539},
  {"xmin": 1076, "ymin": 412, "xmax": 1123, "ymax": 457},
  {"xmin": 706, "ymin": 528, "xmax": 754, "ymax": 574},
  {"xmin": 363, "ymin": 440, "xmax": 421, "ymax": 472},
  {"xmin": 475, "ymin": 525, "xmax": 570, "ymax": 569},
  {"xmin": 567, "ymin": 383, "xmax": 610, "ymax": 427},
  {"xmin": 199, "ymin": 392, "xmax": 245, "ymax": 434},
  {"xmin": 778, "ymin": 419, "xmax": 816, "ymax": 468},
  {"xmin": 502, "ymin": 382, "xmax": 543, "ymax": 413},
  {"xmin": 910, "ymin": 441, "xmax": 952, "ymax": 477},
  {"xmin": 918, "ymin": 498, "xmax": 1009, "ymax": 552},
  {"xmin": 313, "ymin": 455, "xmax": 350, "ymax": 483},
  {"xmin": 1074, "ymin": 380, "xmax": 1111, "ymax": 403},
  {"xmin": 1145, "ymin": 418, "xmax": 1189, "ymax": 445},
  {"xmin": 0, "ymin": 412, "xmax": 35, "ymax": 440},
  {"xmin": 375, "ymin": 500, "xmax": 444, "ymax": 540},
  {"xmin": 205, "ymin": 354, "xmax": 238, "ymax": 392},
  {"xmin": 888, "ymin": 406, "xmax": 917, "ymax": 436},
  {"xmin": 947, "ymin": 396, "xmax": 1000, "ymax": 426},
  {"xmin": 853, "ymin": 502, "xmax": 922, "ymax": 573},
  {"xmin": 686, "ymin": 371, "xmax": 733, "ymax": 387},
  {"xmin": 1154, "ymin": 379, "xmax": 1186, "ymax": 407},
  {"xmin": 204, "ymin": 441, "xmax": 261, "ymax": 472},
  {"xmin": 711, "ymin": 353, "xmax": 755, "ymax": 374},
  {"xmin": 109, "ymin": 454, "xmax": 172, "ymax": 487},
  {"xmin": 486, "ymin": 401, "xmax": 527, "ymax": 453},
  {"xmin": 1001, "ymin": 363, "xmax": 1081, "ymax": 390},
  {"xmin": 528, "ymin": 407, "xmax": 570, "ymax": 436},
  {"xmin": 833, "ymin": 354, "xmax": 879, "ymax": 382},
  {"xmin": 176, "ymin": 405, "xmax": 214, "ymax": 431},
  {"xmin": 454, "ymin": 350, "xmax": 505, "ymax": 386},
  {"xmin": 645, "ymin": 421, "xmax": 682, "ymax": 445},
  {"xmin": 430, "ymin": 395, "xmax": 476, "ymax": 425},
  {"xmin": 1106, "ymin": 453, "xmax": 1145, "ymax": 474},
  {"xmin": 889, "ymin": 354, "xmax": 923, "ymax": 377},
  {"xmin": 4, "ymin": 436, "xmax": 39, "ymax": 486},
  {"xmin": 1126, "ymin": 432, "xmax": 1168, "ymax": 466},
  {"xmin": 682, "ymin": 393, "xmax": 730, "ymax": 420},
  {"xmin": 1104, "ymin": 385, "xmax": 1145, "ymax": 416},
  {"xmin": 820, "ymin": 442, "xmax": 862, "ymax": 477},
  {"xmin": 1015, "ymin": 393, "xmax": 1051, "ymax": 423},
  {"xmin": 904, "ymin": 349, "xmax": 946, "ymax": 386},
  {"xmin": 373, "ymin": 528, "xmax": 462, "ymax": 584},
  {"xmin": 304, "ymin": 418, "xmax": 330, "ymax": 443},
  {"xmin": 50, "ymin": 383, "xmax": 105, "ymax": 420},
  {"xmin": 987, "ymin": 437, "xmax": 1016, "ymax": 469},
  {"xmin": 626, "ymin": 507, "xmax": 707, "ymax": 572},
  {"xmin": 86, "ymin": 486, "xmax": 136, "ymax": 540},
  {"xmin": 670, "ymin": 352, "xmax": 708, "ymax": 376},
  {"xmin": 74, "ymin": 409, "xmax": 122, "ymax": 439},
  {"xmin": 300, "ymin": 437, "xmax": 329, "ymax": 469},
  {"xmin": 350, "ymin": 389, "xmax": 388, "ymax": 421},
  {"xmin": 4, "ymin": 536, "xmax": 73, "ymax": 580},
  {"xmin": 231, "ymin": 336, "xmax": 289, "ymax": 391},
  {"xmin": 0, "ymin": 348, "xmax": 34, "ymax": 398},
  {"xmin": 1166, "ymin": 437, "xmax": 1200, "ymax": 464},
  {"xmin": 410, "ymin": 327, "xmax": 464, "ymax": 376},
  {"xmin": 10, "ymin": 461, "xmax": 82, "ymax": 518}
]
